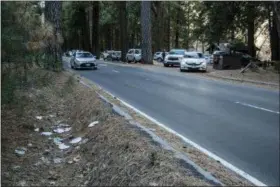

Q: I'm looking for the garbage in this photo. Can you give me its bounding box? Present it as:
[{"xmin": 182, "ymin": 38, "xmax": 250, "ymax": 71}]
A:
[
  {"xmin": 53, "ymin": 137, "xmax": 63, "ymax": 145},
  {"xmin": 58, "ymin": 123, "xmax": 70, "ymax": 127},
  {"xmin": 53, "ymin": 127, "xmax": 71, "ymax": 134},
  {"xmin": 15, "ymin": 148, "xmax": 27, "ymax": 156},
  {"xmin": 36, "ymin": 116, "xmax": 43, "ymax": 120},
  {"xmin": 27, "ymin": 143, "xmax": 32, "ymax": 147},
  {"xmin": 53, "ymin": 158, "xmax": 62, "ymax": 164},
  {"xmin": 41, "ymin": 132, "xmax": 53, "ymax": 136},
  {"xmin": 88, "ymin": 121, "xmax": 99, "ymax": 127},
  {"xmin": 81, "ymin": 138, "xmax": 89, "ymax": 144},
  {"xmin": 34, "ymin": 128, "xmax": 39, "ymax": 132},
  {"xmin": 58, "ymin": 143, "xmax": 70, "ymax": 150},
  {"xmin": 49, "ymin": 114, "xmax": 55, "ymax": 118},
  {"xmin": 40, "ymin": 157, "xmax": 50, "ymax": 164},
  {"xmin": 69, "ymin": 137, "xmax": 82, "ymax": 144},
  {"xmin": 73, "ymin": 155, "xmax": 81, "ymax": 162}
]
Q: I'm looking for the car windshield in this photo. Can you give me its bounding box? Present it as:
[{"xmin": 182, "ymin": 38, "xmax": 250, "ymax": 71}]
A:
[
  {"xmin": 169, "ymin": 50, "xmax": 185, "ymax": 55},
  {"xmin": 76, "ymin": 52, "xmax": 93, "ymax": 58},
  {"xmin": 184, "ymin": 53, "xmax": 204, "ymax": 58}
]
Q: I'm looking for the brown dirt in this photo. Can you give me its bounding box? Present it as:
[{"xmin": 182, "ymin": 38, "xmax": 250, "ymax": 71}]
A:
[
  {"xmin": 77, "ymin": 74, "xmax": 255, "ymax": 186},
  {"xmin": 1, "ymin": 69, "xmax": 215, "ymax": 186}
]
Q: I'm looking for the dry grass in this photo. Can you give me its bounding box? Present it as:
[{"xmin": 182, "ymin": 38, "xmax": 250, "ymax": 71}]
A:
[{"xmin": 1, "ymin": 68, "xmax": 214, "ymax": 186}]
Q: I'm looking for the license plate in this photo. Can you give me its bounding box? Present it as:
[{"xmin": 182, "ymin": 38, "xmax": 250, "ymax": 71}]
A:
[{"xmin": 86, "ymin": 64, "xmax": 90, "ymax": 66}]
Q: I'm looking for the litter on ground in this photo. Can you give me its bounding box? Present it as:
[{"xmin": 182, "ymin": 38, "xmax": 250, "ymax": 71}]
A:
[
  {"xmin": 41, "ymin": 132, "xmax": 53, "ymax": 136},
  {"xmin": 35, "ymin": 116, "xmax": 43, "ymax": 120},
  {"xmin": 53, "ymin": 127, "xmax": 71, "ymax": 134},
  {"xmin": 69, "ymin": 137, "xmax": 82, "ymax": 144},
  {"xmin": 58, "ymin": 143, "xmax": 70, "ymax": 150},
  {"xmin": 15, "ymin": 148, "xmax": 27, "ymax": 156},
  {"xmin": 88, "ymin": 121, "xmax": 99, "ymax": 127}
]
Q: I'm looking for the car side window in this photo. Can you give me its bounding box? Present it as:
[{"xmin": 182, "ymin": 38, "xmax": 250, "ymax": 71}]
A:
[
  {"xmin": 135, "ymin": 50, "xmax": 140, "ymax": 54},
  {"xmin": 128, "ymin": 50, "xmax": 133, "ymax": 54}
]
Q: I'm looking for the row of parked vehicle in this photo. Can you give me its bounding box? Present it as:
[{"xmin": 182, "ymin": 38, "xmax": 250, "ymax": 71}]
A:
[{"xmin": 102, "ymin": 49, "xmax": 142, "ymax": 63}]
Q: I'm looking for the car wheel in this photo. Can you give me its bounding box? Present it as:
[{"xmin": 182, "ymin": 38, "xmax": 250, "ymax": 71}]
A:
[
  {"xmin": 126, "ymin": 58, "xmax": 130, "ymax": 63},
  {"xmin": 157, "ymin": 57, "xmax": 162, "ymax": 62},
  {"xmin": 180, "ymin": 68, "xmax": 184, "ymax": 72},
  {"xmin": 133, "ymin": 58, "xmax": 137, "ymax": 63},
  {"xmin": 164, "ymin": 64, "xmax": 168, "ymax": 67}
]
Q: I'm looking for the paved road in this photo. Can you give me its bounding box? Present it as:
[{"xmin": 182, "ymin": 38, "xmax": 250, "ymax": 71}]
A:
[{"xmin": 65, "ymin": 60, "xmax": 279, "ymax": 185}]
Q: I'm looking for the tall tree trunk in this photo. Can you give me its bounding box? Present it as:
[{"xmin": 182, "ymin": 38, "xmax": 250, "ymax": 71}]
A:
[
  {"xmin": 119, "ymin": 1, "xmax": 128, "ymax": 61},
  {"xmin": 45, "ymin": 1, "xmax": 63, "ymax": 71},
  {"xmin": 83, "ymin": 7, "xmax": 90, "ymax": 51},
  {"xmin": 141, "ymin": 1, "xmax": 152, "ymax": 64},
  {"xmin": 154, "ymin": 1, "xmax": 163, "ymax": 51},
  {"xmin": 167, "ymin": 4, "xmax": 171, "ymax": 51},
  {"xmin": 273, "ymin": 1, "xmax": 280, "ymax": 61},
  {"xmin": 175, "ymin": 5, "xmax": 180, "ymax": 48},
  {"xmin": 247, "ymin": 3, "xmax": 255, "ymax": 57},
  {"xmin": 92, "ymin": 1, "xmax": 100, "ymax": 58}
]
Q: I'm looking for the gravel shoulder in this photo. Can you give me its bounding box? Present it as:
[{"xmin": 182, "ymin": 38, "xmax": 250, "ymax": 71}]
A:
[{"xmin": 2, "ymin": 68, "xmax": 220, "ymax": 186}]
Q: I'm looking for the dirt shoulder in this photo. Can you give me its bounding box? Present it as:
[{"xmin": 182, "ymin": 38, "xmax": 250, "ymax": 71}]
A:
[
  {"xmin": 2, "ymin": 68, "xmax": 218, "ymax": 186},
  {"xmin": 75, "ymin": 71, "xmax": 255, "ymax": 186},
  {"xmin": 102, "ymin": 60, "xmax": 279, "ymax": 90}
]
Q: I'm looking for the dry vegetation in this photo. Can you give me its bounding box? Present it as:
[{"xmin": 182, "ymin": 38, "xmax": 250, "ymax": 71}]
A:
[{"xmin": 2, "ymin": 67, "xmax": 217, "ymax": 186}]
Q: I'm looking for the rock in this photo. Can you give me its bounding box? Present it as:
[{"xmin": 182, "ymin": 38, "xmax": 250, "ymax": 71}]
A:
[
  {"xmin": 49, "ymin": 181, "xmax": 56, "ymax": 185},
  {"xmin": 12, "ymin": 165, "xmax": 21, "ymax": 171},
  {"xmin": 67, "ymin": 160, "xmax": 73, "ymax": 164},
  {"xmin": 88, "ymin": 121, "xmax": 99, "ymax": 127},
  {"xmin": 149, "ymin": 182, "xmax": 158, "ymax": 186}
]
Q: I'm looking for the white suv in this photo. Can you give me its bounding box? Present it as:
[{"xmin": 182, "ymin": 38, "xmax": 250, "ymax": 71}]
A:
[{"xmin": 126, "ymin": 49, "xmax": 142, "ymax": 63}]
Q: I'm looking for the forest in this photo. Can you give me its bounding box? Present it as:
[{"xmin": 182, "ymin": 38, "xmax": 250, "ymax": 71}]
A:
[{"xmin": 1, "ymin": 1, "xmax": 280, "ymax": 65}]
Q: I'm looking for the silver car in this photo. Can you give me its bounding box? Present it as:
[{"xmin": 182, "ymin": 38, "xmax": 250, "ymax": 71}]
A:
[{"xmin": 70, "ymin": 51, "xmax": 97, "ymax": 70}]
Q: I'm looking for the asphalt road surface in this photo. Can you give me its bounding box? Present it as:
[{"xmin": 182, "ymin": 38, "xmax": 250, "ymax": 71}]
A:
[{"xmin": 65, "ymin": 60, "xmax": 279, "ymax": 185}]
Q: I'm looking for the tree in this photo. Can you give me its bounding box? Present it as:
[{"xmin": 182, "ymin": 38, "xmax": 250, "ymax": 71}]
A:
[
  {"xmin": 141, "ymin": 1, "xmax": 152, "ymax": 64},
  {"xmin": 92, "ymin": 1, "xmax": 100, "ymax": 58},
  {"xmin": 45, "ymin": 1, "xmax": 63, "ymax": 70},
  {"xmin": 119, "ymin": 2, "xmax": 128, "ymax": 62}
]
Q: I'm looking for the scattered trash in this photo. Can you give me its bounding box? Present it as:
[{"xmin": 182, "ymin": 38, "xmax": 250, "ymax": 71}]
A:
[
  {"xmin": 53, "ymin": 158, "xmax": 62, "ymax": 164},
  {"xmin": 58, "ymin": 123, "xmax": 70, "ymax": 127},
  {"xmin": 73, "ymin": 155, "xmax": 81, "ymax": 162},
  {"xmin": 149, "ymin": 182, "xmax": 158, "ymax": 186},
  {"xmin": 67, "ymin": 160, "xmax": 73, "ymax": 164},
  {"xmin": 18, "ymin": 180, "xmax": 27, "ymax": 186},
  {"xmin": 69, "ymin": 137, "xmax": 82, "ymax": 144},
  {"xmin": 53, "ymin": 127, "xmax": 71, "ymax": 134},
  {"xmin": 53, "ymin": 137, "xmax": 63, "ymax": 145},
  {"xmin": 15, "ymin": 148, "xmax": 27, "ymax": 156},
  {"xmin": 88, "ymin": 121, "xmax": 99, "ymax": 127},
  {"xmin": 49, "ymin": 114, "xmax": 55, "ymax": 118},
  {"xmin": 27, "ymin": 143, "xmax": 32, "ymax": 147},
  {"xmin": 34, "ymin": 128, "xmax": 39, "ymax": 132},
  {"xmin": 58, "ymin": 143, "xmax": 70, "ymax": 150},
  {"xmin": 81, "ymin": 138, "xmax": 89, "ymax": 144},
  {"xmin": 36, "ymin": 116, "xmax": 43, "ymax": 120},
  {"xmin": 12, "ymin": 165, "xmax": 21, "ymax": 171},
  {"xmin": 40, "ymin": 157, "xmax": 50, "ymax": 164},
  {"xmin": 41, "ymin": 132, "xmax": 53, "ymax": 136},
  {"xmin": 50, "ymin": 181, "xmax": 56, "ymax": 185}
]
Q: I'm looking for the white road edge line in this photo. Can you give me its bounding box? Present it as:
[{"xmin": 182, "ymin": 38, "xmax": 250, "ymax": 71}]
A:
[
  {"xmin": 91, "ymin": 82, "xmax": 267, "ymax": 186},
  {"xmin": 235, "ymin": 101, "xmax": 279, "ymax": 114},
  {"xmin": 112, "ymin": 70, "xmax": 119, "ymax": 73}
]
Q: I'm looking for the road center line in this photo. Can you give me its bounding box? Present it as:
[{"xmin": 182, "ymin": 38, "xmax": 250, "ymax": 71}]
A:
[
  {"xmin": 112, "ymin": 70, "xmax": 119, "ymax": 73},
  {"xmin": 235, "ymin": 101, "xmax": 279, "ymax": 114}
]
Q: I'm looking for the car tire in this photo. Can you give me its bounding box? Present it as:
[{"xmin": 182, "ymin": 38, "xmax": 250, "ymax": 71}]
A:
[
  {"xmin": 157, "ymin": 57, "xmax": 162, "ymax": 62},
  {"xmin": 164, "ymin": 64, "xmax": 168, "ymax": 67},
  {"xmin": 180, "ymin": 68, "xmax": 184, "ymax": 72},
  {"xmin": 126, "ymin": 58, "xmax": 130, "ymax": 63},
  {"xmin": 133, "ymin": 58, "xmax": 136, "ymax": 63}
]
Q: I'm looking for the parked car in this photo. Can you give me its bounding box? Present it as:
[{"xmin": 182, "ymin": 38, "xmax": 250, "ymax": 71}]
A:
[
  {"xmin": 180, "ymin": 51, "xmax": 207, "ymax": 72},
  {"xmin": 70, "ymin": 51, "xmax": 97, "ymax": 70},
  {"xmin": 107, "ymin": 51, "xmax": 121, "ymax": 61},
  {"xmin": 102, "ymin": 50, "xmax": 114, "ymax": 60},
  {"xmin": 163, "ymin": 49, "xmax": 187, "ymax": 67},
  {"xmin": 126, "ymin": 49, "xmax": 141, "ymax": 63},
  {"xmin": 204, "ymin": 54, "xmax": 211, "ymax": 64},
  {"xmin": 153, "ymin": 51, "xmax": 169, "ymax": 62}
]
